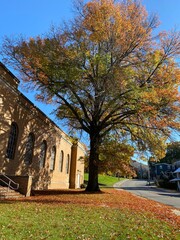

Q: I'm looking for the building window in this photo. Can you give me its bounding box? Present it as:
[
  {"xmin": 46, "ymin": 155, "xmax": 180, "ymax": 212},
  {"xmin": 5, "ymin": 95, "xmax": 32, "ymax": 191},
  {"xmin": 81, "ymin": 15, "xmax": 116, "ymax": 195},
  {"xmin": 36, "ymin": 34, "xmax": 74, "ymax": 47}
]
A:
[
  {"xmin": 24, "ymin": 133, "xmax": 35, "ymax": 165},
  {"xmin": 39, "ymin": 140, "xmax": 47, "ymax": 169},
  {"xmin": 66, "ymin": 154, "xmax": 70, "ymax": 174},
  {"xmin": 59, "ymin": 150, "xmax": 64, "ymax": 172},
  {"xmin": 50, "ymin": 146, "xmax": 56, "ymax": 171},
  {"xmin": 6, "ymin": 122, "xmax": 18, "ymax": 159}
]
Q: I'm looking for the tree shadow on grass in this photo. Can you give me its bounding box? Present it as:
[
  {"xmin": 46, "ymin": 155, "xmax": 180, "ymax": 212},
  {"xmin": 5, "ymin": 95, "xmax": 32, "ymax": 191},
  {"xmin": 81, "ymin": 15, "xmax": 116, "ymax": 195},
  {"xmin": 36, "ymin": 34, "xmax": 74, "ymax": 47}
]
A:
[
  {"xmin": 0, "ymin": 187, "xmax": 113, "ymax": 205},
  {"xmin": 3, "ymin": 189, "xmax": 111, "ymax": 206},
  {"xmin": 31, "ymin": 188, "xmax": 108, "ymax": 196}
]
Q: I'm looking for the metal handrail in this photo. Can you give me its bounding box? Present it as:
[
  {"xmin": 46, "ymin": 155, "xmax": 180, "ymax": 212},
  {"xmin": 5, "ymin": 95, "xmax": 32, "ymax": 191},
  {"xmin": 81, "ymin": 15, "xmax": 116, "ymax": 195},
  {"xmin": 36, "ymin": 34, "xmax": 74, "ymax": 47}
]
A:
[{"xmin": 0, "ymin": 174, "xmax": 19, "ymax": 190}]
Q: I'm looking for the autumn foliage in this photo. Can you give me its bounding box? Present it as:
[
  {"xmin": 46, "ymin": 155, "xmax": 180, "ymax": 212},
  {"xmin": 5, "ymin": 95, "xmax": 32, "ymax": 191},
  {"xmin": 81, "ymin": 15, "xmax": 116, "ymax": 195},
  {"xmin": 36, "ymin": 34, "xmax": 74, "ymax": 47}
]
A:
[
  {"xmin": 98, "ymin": 137, "xmax": 136, "ymax": 177},
  {"xmin": 18, "ymin": 189, "xmax": 180, "ymax": 229},
  {"xmin": 1, "ymin": 0, "xmax": 180, "ymax": 191}
]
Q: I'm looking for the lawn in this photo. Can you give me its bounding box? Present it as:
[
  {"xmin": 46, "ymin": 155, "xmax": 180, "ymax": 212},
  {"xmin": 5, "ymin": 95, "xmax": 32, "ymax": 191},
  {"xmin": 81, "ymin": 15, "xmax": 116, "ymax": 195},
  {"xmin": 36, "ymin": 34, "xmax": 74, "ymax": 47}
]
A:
[
  {"xmin": 84, "ymin": 173, "xmax": 124, "ymax": 187},
  {"xmin": 0, "ymin": 189, "xmax": 179, "ymax": 240}
]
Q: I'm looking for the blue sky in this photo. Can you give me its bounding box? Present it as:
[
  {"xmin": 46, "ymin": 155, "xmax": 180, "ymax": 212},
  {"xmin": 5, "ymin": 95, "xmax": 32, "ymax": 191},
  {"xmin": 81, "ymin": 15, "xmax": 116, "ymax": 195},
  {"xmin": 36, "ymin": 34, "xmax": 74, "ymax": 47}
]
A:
[
  {"xmin": 0, "ymin": 0, "xmax": 179, "ymax": 38},
  {"xmin": 0, "ymin": 0, "xmax": 180, "ymax": 140}
]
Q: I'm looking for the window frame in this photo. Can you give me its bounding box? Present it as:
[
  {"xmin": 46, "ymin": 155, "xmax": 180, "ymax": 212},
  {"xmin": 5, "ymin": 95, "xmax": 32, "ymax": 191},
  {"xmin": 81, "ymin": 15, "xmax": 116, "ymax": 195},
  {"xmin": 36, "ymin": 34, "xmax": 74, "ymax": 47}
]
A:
[
  {"xmin": 24, "ymin": 132, "xmax": 35, "ymax": 165},
  {"xmin": 66, "ymin": 154, "xmax": 70, "ymax": 174},
  {"xmin": 6, "ymin": 122, "xmax": 18, "ymax": 160},
  {"xmin": 39, "ymin": 140, "xmax": 47, "ymax": 169},
  {"xmin": 59, "ymin": 150, "xmax": 64, "ymax": 172},
  {"xmin": 50, "ymin": 146, "xmax": 56, "ymax": 171}
]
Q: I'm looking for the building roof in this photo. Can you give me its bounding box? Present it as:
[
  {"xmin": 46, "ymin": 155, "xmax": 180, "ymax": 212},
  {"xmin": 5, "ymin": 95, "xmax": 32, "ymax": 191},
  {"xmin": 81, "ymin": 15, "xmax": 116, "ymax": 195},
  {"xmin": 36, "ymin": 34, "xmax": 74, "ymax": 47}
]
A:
[
  {"xmin": 0, "ymin": 62, "xmax": 20, "ymax": 84},
  {"xmin": 170, "ymin": 178, "xmax": 180, "ymax": 182},
  {"xmin": 174, "ymin": 168, "xmax": 180, "ymax": 173}
]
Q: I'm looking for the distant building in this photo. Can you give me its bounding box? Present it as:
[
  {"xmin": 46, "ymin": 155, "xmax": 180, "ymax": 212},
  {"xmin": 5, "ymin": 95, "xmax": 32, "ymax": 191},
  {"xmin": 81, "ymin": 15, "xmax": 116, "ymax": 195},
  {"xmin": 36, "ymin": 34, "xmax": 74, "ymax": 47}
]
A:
[
  {"xmin": 131, "ymin": 160, "xmax": 148, "ymax": 179},
  {"xmin": 148, "ymin": 160, "xmax": 180, "ymax": 189},
  {"xmin": 0, "ymin": 63, "xmax": 85, "ymax": 195}
]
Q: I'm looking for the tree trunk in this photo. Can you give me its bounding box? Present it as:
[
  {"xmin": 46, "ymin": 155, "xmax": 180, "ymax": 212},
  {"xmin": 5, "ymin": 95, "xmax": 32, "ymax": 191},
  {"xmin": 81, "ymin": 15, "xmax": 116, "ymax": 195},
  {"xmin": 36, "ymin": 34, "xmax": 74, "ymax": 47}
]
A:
[{"xmin": 86, "ymin": 132, "xmax": 101, "ymax": 192}]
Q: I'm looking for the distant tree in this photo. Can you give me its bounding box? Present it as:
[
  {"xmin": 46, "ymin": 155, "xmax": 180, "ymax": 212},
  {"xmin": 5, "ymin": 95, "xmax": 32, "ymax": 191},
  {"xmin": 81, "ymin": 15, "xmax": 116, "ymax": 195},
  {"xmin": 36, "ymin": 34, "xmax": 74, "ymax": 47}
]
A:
[
  {"xmin": 160, "ymin": 142, "xmax": 180, "ymax": 164},
  {"xmin": 1, "ymin": 0, "xmax": 180, "ymax": 191},
  {"xmin": 98, "ymin": 136, "xmax": 136, "ymax": 178}
]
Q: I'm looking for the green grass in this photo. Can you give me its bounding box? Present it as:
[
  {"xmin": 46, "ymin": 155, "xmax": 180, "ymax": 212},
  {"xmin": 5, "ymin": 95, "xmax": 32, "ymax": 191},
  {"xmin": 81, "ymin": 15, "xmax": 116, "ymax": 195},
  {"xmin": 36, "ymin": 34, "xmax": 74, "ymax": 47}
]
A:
[
  {"xmin": 84, "ymin": 173, "xmax": 124, "ymax": 187},
  {"xmin": 0, "ymin": 201, "xmax": 178, "ymax": 240},
  {"xmin": 0, "ymin": 175, "xmax": 178, "ymax": 240}
]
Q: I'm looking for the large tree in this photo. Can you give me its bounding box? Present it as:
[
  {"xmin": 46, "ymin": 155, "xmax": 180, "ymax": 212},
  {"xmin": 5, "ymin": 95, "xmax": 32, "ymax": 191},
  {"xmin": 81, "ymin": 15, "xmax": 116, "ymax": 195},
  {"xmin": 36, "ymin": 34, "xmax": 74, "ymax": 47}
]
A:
[{"xmin": 1, "ymin": 0, "xmax": 180, "ymax": 191}]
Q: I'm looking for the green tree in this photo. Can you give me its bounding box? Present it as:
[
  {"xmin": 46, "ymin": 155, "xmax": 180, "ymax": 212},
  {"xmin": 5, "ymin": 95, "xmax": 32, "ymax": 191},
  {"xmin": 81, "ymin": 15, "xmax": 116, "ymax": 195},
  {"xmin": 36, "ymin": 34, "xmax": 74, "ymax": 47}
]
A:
[
  {"xmin": 160, "ymin": 142, "xmax": 180, "ymax": 164},
  {"xmin": 98, "ymin": 136, "xmax": 136, "ymax": 178},
  {"xmin": 1, "ymin": 0, "xmax": 180, "ymax": 191}
]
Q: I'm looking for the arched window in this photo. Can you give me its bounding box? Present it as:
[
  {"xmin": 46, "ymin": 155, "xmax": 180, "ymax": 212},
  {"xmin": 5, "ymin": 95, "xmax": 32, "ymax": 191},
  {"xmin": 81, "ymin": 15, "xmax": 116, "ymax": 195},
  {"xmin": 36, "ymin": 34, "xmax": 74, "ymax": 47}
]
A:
[
  {"xmin": 50, "ymin": 146, "xmax": 56, "ymax": 170},
  {"xmin": 39, "ymin": 140, "xmax": 47, "ymax": 169},
  {"xmin": 59, "ymin": 150, "xmax": 64, "ymax": 172},
  {"xmin": 6, "ymin": 122, "xmax": 18, "ymax": 159},
  {"xmin": 24, "ymin": 133, "xmax": 35, "ymax": 165},
  {"xmin": 66, "ymin": 154, "xmax": 70, "ymax": 174}
]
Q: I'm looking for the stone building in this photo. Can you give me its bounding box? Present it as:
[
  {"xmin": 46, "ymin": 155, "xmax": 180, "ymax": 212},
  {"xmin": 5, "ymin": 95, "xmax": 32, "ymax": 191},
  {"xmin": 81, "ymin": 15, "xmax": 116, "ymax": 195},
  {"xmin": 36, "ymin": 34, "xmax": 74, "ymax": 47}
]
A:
[{"xmin": 0, "ymin": 62, "xmax": 85, "ymax": 195}]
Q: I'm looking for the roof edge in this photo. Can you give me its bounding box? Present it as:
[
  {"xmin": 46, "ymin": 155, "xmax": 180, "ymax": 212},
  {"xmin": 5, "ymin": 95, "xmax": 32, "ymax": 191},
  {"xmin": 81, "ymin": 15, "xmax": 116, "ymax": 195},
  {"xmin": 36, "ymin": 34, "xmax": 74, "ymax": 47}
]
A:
[{"xmin": 0, "ymin": 62, "xmax": 20, "ymax": 84}]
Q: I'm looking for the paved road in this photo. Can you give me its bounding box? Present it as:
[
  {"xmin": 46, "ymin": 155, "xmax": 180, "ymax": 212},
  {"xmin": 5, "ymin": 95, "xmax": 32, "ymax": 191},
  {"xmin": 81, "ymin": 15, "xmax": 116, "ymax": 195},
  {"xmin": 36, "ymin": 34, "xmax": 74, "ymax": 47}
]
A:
[{"xmin": 114, "ymin": 179, "xmax": 180, "ymax": 209}]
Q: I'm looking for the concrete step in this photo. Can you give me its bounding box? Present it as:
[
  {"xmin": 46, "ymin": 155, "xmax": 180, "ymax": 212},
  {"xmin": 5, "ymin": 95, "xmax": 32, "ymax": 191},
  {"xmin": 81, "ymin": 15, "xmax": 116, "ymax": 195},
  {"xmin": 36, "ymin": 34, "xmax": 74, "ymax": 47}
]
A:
[
  {"xmin": 0, "ymin": 187, "xmax": 16, "ymax": 193},
  {"xmin": 0, "ymin": 186, "xmax": 24, "ymax": 199}
]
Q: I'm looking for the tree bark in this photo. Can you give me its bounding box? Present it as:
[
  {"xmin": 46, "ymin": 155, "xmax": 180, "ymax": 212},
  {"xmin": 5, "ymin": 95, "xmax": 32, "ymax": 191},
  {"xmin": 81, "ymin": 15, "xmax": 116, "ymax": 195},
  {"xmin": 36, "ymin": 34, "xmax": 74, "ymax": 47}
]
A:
[{"xmin": 86, "ymin": 132, "xmax": 101, "ymax": 192}]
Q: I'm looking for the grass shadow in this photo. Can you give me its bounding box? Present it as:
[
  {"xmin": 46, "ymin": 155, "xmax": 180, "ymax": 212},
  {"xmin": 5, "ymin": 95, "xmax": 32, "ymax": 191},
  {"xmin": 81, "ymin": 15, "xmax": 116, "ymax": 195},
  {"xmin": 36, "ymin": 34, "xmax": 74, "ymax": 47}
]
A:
[
  {"xmin": 31, "ymin": 188, "xmax": 108, "ymax": 196},
  {"xmin": 0, "ymin": 200, "xmax": 14, "ymax": 204},
  {"xmin": 2, "ymin": 189, "xmax": 110, "ymax": 205}
]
